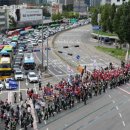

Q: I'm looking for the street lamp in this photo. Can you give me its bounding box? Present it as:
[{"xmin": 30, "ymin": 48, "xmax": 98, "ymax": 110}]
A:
[{"xmin": 41, "ymin": 6, "xmax": 44, "ymax": 70}]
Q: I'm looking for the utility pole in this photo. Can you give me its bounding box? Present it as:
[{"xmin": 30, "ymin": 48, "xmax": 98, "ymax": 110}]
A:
[{"xmin": 41, "ymin": 6, "xmax": 44, "ymax": 70}]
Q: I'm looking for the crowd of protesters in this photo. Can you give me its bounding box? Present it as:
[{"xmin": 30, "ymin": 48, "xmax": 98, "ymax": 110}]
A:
[{"xmin": 0, "ymin": 61, "xmax": 130, "ymax": 130}]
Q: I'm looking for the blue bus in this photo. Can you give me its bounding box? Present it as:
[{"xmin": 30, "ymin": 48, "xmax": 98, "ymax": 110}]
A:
[{"xmin": 23, "ymin": 53, "xmax": 36, "ymax": 70}]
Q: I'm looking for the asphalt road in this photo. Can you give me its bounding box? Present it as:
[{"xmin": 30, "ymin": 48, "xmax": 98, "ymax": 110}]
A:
[{"xmin": 54, "ymin": 24, "xmax": 120, "ymax": 72}]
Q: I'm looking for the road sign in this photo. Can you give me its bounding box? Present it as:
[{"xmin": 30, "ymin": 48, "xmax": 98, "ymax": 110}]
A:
[
  {"xmin": 9, "ymin": 80, "xmax": 18, "ymax": 89},
  {"xmin": 76, "ymin": 55, "xmax": 80, "ymax": 60},
  {"xmin": 92, "ymin": 25, "xmax": 100, "ymax": 30},
  {"xmin": 33, "ymin": 49, "xmax": 40, "ymax": 52}
]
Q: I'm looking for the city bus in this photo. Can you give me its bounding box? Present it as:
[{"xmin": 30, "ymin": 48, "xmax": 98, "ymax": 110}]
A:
[
  {"xmin": 0, "ymin": 57, "xmax": 12, "ymax": 80},
  {"xmin": 1, "ymin": 45, "xmax": 14, "ymax": 60},
  {"xmin": 23, "ymin": 53, "xmax": 36, "ymax": 70},
  {"xmin": 2, "ymin": 45, "xmax": 13, "ymax": 54}
]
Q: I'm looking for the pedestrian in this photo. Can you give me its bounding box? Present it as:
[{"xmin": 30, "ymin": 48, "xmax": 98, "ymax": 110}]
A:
[
  {"xmin": 44, "ymin": 108, "xmax": 48, "ymax": 120},
  {"xmin": 37, "ymin": 110, "xmax": 42, "ymax": 123},
  {"xmin": 39, "ymin": 81, "xmax": 42, "ymax": 91},
  {"xmin": 14, "ymin": 92, "xmax": 17, "ymax": 103},
  {"xmin": 20, "ymin": 92, "xmax": 23, "ymax": 101}
]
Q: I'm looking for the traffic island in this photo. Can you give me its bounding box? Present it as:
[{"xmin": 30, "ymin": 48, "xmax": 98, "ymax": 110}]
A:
[{"xmin": 95, "ymin": 46, "xmax": 128, "ymax": 60}]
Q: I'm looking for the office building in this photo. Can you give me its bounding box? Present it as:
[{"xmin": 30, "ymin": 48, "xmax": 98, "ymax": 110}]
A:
[
  {"xmin": 57, "ymin": 0, "xmax": 74, "ymax": 5},
  {"xmin": 0, "ymin": 0, "xmax": 16, "ymax": 6},
  {"xmin": 0, "ymin": 9, "xmax": 8, "ymax": 30}
]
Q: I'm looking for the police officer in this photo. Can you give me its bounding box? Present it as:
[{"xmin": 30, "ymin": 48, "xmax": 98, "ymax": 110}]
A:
[
  {"xmin": 29, "ymin": 114, "xmax": 33, "ymax": 128},
  {"xmin": 44, "ymin": 108, "xmax": 48, "ymax": 120},
  {"xmin": 23, "ymin": 115, "xmax": 28, "ymax": 130},
  {"xmin": 10, "ymin": 118, "xmax": 17, "ymax": 130},
  {"xmin": 20, "ymin": 92, "xmax": 23, "ymax": 101},
  {"xmin": 37, "ymin": 110, "xmax": 42, "ymax": 123},
  {"xmin": 39, "ymin": 81, "xmax": 42, "ymax": 91},
  {"xmin": 14, "ymin": 92, "xmax": 17, "ymax": 103}
]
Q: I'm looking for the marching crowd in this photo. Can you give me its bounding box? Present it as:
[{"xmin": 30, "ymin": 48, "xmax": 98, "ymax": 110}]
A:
[{"xmin": 0, "ymin": 61, "xmax": 130, "ymax": 130}]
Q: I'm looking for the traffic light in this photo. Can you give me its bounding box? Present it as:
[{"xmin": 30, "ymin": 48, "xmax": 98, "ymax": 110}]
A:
[
  {"xmin": 58, "ymin": 51, "xmax": 63, "ymax": 53},
  {"xmin": 74, "ymin": 45, "xmax": 79, "ymax": 47},
  {"xmin": 68, "ymin": 53, "xmax": 73, "ymax": 56},
  {"xmin": 63, "ymin": 46, "xmax": 69, "ymax": 48}
]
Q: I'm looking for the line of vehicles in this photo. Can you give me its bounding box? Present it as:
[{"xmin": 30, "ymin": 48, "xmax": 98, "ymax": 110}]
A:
[{"xmin": 0, "ymin": 19, "xmax": 90, "ymax": 90}]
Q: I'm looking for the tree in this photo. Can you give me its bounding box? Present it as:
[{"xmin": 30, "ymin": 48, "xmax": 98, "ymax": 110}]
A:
[
  {"xmin": 52, "ymin": 13, "xmax": 62, "ymax": 21},
  {"xmin": 91, "ymin": 8, "xmax": 98, "ymax": 25},
  {"xmin": 100, "ymin": 4, "xmax": 111, "ymax": 32}
]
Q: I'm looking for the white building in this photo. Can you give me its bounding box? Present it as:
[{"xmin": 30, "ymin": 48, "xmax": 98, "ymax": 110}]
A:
[
  {"xmin": 0, "ymin": 9, "xmax": 9, "ymax": 30},
  {"xmin": 111, "ymin": 0, "xmax": 129, "ymax": 5}
]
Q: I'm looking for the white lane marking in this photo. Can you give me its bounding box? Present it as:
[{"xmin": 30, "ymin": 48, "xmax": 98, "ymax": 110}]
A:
[
  {"xmin": 122, "ymin": 121, "xmax": 125, "ymax": 127},
  {"xmin": 109, "ymin": 95, "xmax": 111, "ymax": 98},
  {"xmin": 119, "ymin": 113, "xmax": 122, "ymax": 118},
  {"xmin": 19, "ymin": 81, "xmax": 21, "ymax": 102},
  {"xmin": 46, "ymin": 128, "xmax": 49, "ymax": 130},
  {"xmin": 28, "ymin": 99, "xmax": 38, "ymax": 130},
  {"xmin": 44, "ymin": 120, "xmax": 46, "ymax": 124},
  {"xmin": 116, "ymin": 106, "xmax": 119, "ymax": 110},
  {"xmin": 34, "ymin": 83, "xmax": 37, "ymax": 94},
  {"xmin": 112, "ymin": 100, "xmax": 115, "ymax": 104}
]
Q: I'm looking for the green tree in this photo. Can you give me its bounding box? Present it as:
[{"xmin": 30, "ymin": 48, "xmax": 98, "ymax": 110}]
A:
[
  {"xmin": 91, "ymin": 8, "xmax": 98, "ymax": 25},
  {"xmin": 100, "ymin": 4, "xmax": 111, "ymax": 32},
  {"xmin": 52, "ymin": 13, "xmax": 62, "ymax": 21}
]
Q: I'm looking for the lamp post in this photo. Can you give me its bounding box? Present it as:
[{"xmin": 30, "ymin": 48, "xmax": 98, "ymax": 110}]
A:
[
  {"xmin": 46, "ymin": 38, "xmax": 49, "ymax": 71},
  {"xmin": 41, "ymin": 6, "xmax": 44, "ymax": 69}
]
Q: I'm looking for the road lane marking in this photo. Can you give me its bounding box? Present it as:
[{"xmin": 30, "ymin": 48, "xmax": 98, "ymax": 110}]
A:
[
  {"xmin": 117, "ymin": 87, "xmax": 130, "ymax": 95},
  {"xmin": 116, "ymin": 106, "xmax": 119, "ymax": 110},
  {"xmin": 112, "ymin": 100, "xmax": 115, "ymax": 104},
  {"xmin": 122, "ymin": 121, "xmax": 125, "ymax": 127},
  {"xmin": 109, "ymin": 95, "xmax": 111, "ymax": 98},
  {"xmin": 28, "ymin": 99, "xmax": 38, "ymax": 130},
  {"xmin": 119, "ymin": 113, "xmax": 122, "ymax": 118}
]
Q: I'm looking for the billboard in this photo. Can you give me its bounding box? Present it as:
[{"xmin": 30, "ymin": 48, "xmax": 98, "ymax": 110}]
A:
[
  {"xmin": 15, "ymin": 9, "xmax": 42, "ymax": 22},
  {"xmin": 9, "ymin": 8, "xmax": 43, "ymax": 28}
]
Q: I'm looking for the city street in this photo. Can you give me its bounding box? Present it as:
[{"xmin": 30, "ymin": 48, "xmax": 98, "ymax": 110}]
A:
[
  {"xmin": 54, "ymin": 25, "xmax": 120, "ymax": 72},
  {"xmin": 0, "ymin": 24, "xmax": 130, "ymax": 130}
]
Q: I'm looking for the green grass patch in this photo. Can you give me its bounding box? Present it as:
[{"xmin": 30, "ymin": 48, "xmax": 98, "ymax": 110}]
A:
[
  {"xmin": 93, "ymin": 30, "xmax": 117, "ymax": 37},
  {"xmin": 95, "ymin": 46, "xmax": 128, "ymax": 60}
]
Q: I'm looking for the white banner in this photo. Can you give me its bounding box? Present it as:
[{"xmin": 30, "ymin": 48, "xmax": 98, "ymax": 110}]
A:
[{"xmin": 16, "ymin": 9, "xmax": 42, "ymax": 22}]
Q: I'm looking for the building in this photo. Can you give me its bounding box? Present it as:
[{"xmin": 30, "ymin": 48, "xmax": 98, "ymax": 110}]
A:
[
  {"xmin": 84, "ymin": 0, "xmax": 90, "ymax": 6},
  {"xmin": 111, "ymin": 0, "xmax": 128, "ymax": 5},
  {"xmin": 90, "ymin": 0, "xmax": 102, "ymax": 6},
  {"xmin": 0, "ymin": 9, "xmax": 9, "ymax": 30},
  {"xmin": 74, "ymin": 0, "xmax": 87, "ymax": 15},
  {"xmin": 100, "ymin": 0, "xmax": 111, "ymax": 5},
  {"xmin": 57, "ymin": 0, "xmax": 74, "ymax": 5},
  {"xmin": 0, "ymin": 0, "xmax": 16, "ymax": 6},
  {"xmin": 51, "ymin": 2, "xmax": 62, "ymax": 14}
]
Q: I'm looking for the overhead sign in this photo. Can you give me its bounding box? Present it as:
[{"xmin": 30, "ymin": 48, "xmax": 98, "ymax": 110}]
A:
[
  {"xmin": 9, "ymin": 80, "xmax": 18, "ymax": 89},
  {"xmin": 15, "ymin": 9, "xmax": 42, "ymax": 22}
]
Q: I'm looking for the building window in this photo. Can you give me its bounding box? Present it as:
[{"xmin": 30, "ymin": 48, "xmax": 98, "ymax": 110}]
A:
[{"xmin": 117, "ymin": 0, "xmax": 120, "ymax": 2}]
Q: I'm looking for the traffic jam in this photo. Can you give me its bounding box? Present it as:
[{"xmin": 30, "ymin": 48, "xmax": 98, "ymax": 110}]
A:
[{"xmin": 0, "ymin": 19, "xmax": 90, "ymax": 91}]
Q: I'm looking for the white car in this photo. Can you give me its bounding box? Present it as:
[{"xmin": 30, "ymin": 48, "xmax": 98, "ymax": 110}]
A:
[
  {"xmin": 31, "ymin": 41, "xmax": 38, "ymax": 46},
  {"xmin": 14, "ymin": 70, "xmax": 24, "ymax": 80},
  {"xmin": 4, "ymin": 78, "xmax": 14, "ymax": 89},
  {"xmin": 0, "ymin": 81, "xmax": 4, "ymax": 90},
  {"xmin": 27, "ymin": 72, "xmax": 38, "ymax": 83}
]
